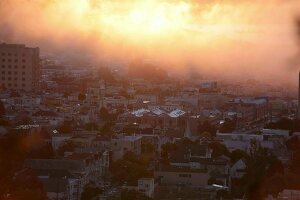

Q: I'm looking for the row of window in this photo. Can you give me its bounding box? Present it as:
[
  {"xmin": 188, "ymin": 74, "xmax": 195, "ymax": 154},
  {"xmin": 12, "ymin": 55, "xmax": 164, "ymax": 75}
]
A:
[
  {"xmin": 1, "ymin": 65, "xmax": 26, "ymax": 69},
  {"xmin": 1, "ymin": 71, "xmax": 26, "ymax": 75},
  {"xmin": 1, "ymin": 53, "xmax": 26, "ymax": 57},
  {"xmin": 1, "ymin": 59, "xmax": 26, "ymax": 63},
  {"xmin": 1, "ymin": 77, "xmax": 26, "ymax": 81},
  {"xmin": 1, "ymin": 83, "xmax": 26, "ymax": 87}
]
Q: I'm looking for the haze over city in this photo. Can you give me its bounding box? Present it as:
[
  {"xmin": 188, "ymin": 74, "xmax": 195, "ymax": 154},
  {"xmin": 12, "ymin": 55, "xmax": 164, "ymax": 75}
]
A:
[
  {"xmin": 0, "ymin": 1, "xmax": 300, "ymax": 200},
  {"xmin": 1, "ymin": 0, "xmax": 300, "ymax": 86}
]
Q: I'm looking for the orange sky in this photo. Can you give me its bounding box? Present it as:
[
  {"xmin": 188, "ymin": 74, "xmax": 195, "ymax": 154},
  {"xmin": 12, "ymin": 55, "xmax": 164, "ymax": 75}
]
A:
[{"xmin": 0, "ymin": 0, "xmax": 299, "ymax": 85}]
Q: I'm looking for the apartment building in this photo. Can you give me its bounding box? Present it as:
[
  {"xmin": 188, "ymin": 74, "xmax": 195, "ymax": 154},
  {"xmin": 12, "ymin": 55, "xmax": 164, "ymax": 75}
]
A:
[{"xmin": 0, "ymin": 43, "xmax": 40, "ymax": 91}]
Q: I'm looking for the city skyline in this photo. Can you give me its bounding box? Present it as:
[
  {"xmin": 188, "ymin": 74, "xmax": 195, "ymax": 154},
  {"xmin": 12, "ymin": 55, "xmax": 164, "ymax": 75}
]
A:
[{"xmin": 0, "ymin": 1, "xmax": 300, "ymax": 200}]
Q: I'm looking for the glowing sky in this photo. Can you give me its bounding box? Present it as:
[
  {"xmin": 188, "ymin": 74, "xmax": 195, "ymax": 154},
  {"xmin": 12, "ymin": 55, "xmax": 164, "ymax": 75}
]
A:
[{"xmin": 0, "ymin": 0, "xmax": 299, "ymax": 84}]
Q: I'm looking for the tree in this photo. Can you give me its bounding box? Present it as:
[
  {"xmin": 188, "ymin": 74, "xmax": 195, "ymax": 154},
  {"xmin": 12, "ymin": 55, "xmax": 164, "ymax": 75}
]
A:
[
  {"xmin": 0, "ymin": 118, "xmax": 10, "ymax": 127},
  {"xmin": 0, "ymin": 100, "xmax": 5, "ymax": 116},
  {"xmin": 265, "ymin": 118, "xmax": 299, "ymax": 132},
  {"xmin": 110, "ymin": 152, "xmax": 152, "ymax": 185},
  {"xmin": 241, "ymin": 140, "xmax": 280, "ymax": 199},
  {"xmin": 141, "ymin": 141, "xmax": 155, "ymax": 154},
  {"xmin": 209, "ymin": 142, "xmax": 230, "ymax": 158},
  {"xmin": 99, "ymin": 121, "xmax": 115, "ymax": 136},
  {"xmin": 16, "ymin": 116, "xmax": 33, "ymax": 125},
  {"xmin": 57, "ymin": 120, "xmax": 73, "ymax": 134},
  {"xmin": 230, "ymin": 149, "xmax": 248, "ymax": 164},
  {"xmin": 27, "ymin": 143, "xmax": 54, "ymax": 159},
  {"xmin": 286, "ymin": 136, "xmax": 300, "ymax": 152},
  {"xmin": 198, "ymin": 120, "xmax": 217, "ymax": 137},
  {"xmin": 119, "ymin": 189, "xmax": 151, "ymax": 200},
  {"xmin": 85, "ymin": 122, "xmax": 98, "ymax": 131},
  {"xmin": 220, "ymin": 118, "xmax": 237, "ymax": 133},
  {"xmin": 99, "ymin": 107, "xmax": 111, "ymax": 121},
  {"xmin": 81, "ymin": 185, "xmax": 102, "ymax": 200},
  {"xmin": 0, "ymin": 133, "xmax": 47, "ymax": 199},
  {"xmin": 4, "ymin": 188, "xmax": 47, "ymax": 200},
  {"xmin": 161, "ymin": 142, "xmax": 177, "ymax": 160},
  {"xmin": 78, "ymin": 93, "xmax": 86, "ymax": 101},
  {"xmin": 57, "ymin": 141, "xmax": 77, "ymax": 156}
]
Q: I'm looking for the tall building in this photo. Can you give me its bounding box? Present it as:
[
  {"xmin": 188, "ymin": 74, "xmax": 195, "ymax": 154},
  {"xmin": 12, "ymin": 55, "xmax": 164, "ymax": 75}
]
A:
[{"xmin": 0, "ymin": 43, "xmax": 40, "ymax": 91}]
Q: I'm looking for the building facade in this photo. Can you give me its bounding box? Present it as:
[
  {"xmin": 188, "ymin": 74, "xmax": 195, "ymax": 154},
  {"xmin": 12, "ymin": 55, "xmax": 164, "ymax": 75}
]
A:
[{"xmin": 0, "ymin": 43, "xmax": 40, "ymax": 91}]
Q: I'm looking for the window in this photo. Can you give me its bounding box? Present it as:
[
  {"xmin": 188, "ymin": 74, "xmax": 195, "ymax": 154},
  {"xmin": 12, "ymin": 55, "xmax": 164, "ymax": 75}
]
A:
[
  {"xmin": 2, "ymin": 59, "xmax": 5, "ymax": 62},
  {"xmin": 1, "ymin": 53, "xmax": 5, "ymax": 56},
  {"xmin": 1, "ymin": 72, "xmax": 4, "ymax": 74},
  {"xmin": 14, "ymin": 84, "xmax": 17, "ymax": 87},
  {"xmin": 22, "ymin": 84, "xmax": 25, "ymax": 87},
  {"xmin": 8, "ymin": 53, "xmax": 11, "ymax": 56},
  {"xmin": 1, "ymin": 77, "xmax": 5, "ymax": 80},
  {"xmin": 8, "ymin": 71, "xmax": 11, "ymax": 75},
  {"xmin": 8, "ymin": 65, "xmax": 11, "ymax": 69},
  {"xmin": 22, "ymin": 59, "xmax": 26, "ymax": 63},
  {"xmin": 22, "ymin": 65, "xmax": 26, "ymax": 69},
  {"xmin": 14, "ymin": 65, "xmax": 18, "ymax": 69},
  {"xmin": 22, "ymin": 72, "xmax": 25, "ymax": 75},
  {"xmin": 8, "ymin": 83, "xmax": 11, "ymax": 87},
  {"xmin": 8, "ymin": 59, "xmax": 11, "ymax": 62},
  {"xmin": 22, "ymin": 78, "xmax": 25, "ymax": 81},
  {"xmin": 8, "ymin": 77, "xmax": 11, "ymax": 80},
  {"xmin": 14, "ymin": 78, "xmax": 18, "ymax": 81},
  {"xmin": 14, "ymin": 72, "xmax": 18, "ymax": 75},
  {"xmin": 14, "ymin": 59, "xmax": 18, "ymax": 63},
  {"xmin": 1, "ymin": 65, "xmax": 5, "ymax": 68}
]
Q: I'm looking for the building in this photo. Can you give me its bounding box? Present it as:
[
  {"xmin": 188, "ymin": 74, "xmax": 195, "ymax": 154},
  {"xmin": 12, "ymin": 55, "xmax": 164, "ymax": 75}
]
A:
[
  {"xmin": 265, "ymin": 189, "xmax": 300, "ymax": 200},
  {"xmin": 230, "ymin": 159, "xmax": 246, "ymax": 179},
  {"xmin": 111, "ymin": 135, "xmax": 142, "ymax": 160},
  {"xmin": 0, "ymin": 43, "xmax": 40, "ymax": 91},
  {"xmin": 155, "ymin": 143, "xmax": 230, "ymax": 188},
  {"xmin": 138, "ymin": 178, "xmax": 155, "ymax": 198}
]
